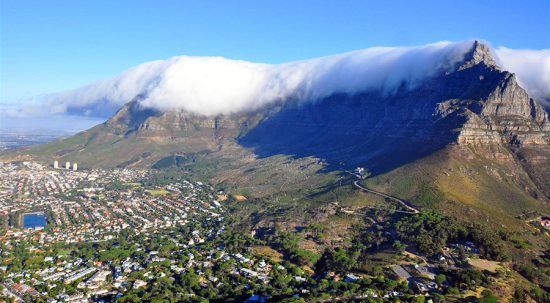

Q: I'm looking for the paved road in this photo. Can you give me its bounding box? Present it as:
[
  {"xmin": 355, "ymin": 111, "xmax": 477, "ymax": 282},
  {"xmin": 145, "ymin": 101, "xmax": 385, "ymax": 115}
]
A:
[{"xmin": 353, "ymin": 180, "xmax": 419, "ymax": 214}]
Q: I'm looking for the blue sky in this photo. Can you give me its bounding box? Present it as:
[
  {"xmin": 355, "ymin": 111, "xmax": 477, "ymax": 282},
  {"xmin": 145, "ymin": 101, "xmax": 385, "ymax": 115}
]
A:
[{"xmin": 1, "ymin": 0, "xmax": 549, "ymax": 107}]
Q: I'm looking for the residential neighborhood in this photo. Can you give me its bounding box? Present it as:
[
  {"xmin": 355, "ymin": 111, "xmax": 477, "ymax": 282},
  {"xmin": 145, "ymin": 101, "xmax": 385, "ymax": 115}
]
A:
[{"xmin": 0, "ymin": 162, "xmax": 525, "ymax": 302}]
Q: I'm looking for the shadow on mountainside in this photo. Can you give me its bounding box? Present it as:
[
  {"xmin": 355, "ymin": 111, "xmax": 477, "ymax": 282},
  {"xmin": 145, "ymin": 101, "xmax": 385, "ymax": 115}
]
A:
[
  {"xmin": 238, "ymin": 92, "xmax": 463, "ymax": 176},
  {"xmin": 238, "ymin": 60, "xmax": 511, "ymax": 176}
]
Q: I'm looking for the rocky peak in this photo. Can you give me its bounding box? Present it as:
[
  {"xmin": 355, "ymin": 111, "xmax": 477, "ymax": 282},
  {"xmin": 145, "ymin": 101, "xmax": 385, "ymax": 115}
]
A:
[
  {"xmin": 453, "ymin": 45, "xmax": 549, "ymax": 146},
  {"xmin": 458, "ymin": 40, "xmax": 498, "ymax": 70}
]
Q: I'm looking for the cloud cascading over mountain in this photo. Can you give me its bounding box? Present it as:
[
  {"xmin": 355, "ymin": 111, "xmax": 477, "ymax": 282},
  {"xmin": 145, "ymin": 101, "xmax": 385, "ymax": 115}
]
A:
[
  {"xmin": 10, "ymin": 41, "xmax": 550, "ymax": 118},
  {"xmin": 494, "ymin": 47, "xmax": 550, "ymax": 105}
]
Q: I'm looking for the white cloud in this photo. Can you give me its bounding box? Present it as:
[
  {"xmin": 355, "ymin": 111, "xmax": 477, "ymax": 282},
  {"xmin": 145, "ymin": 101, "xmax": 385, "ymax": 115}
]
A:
[
  {"xmin": 8, "ymin": 40, "xmax": 550, "ymax": 118},
  {"xmin": 494, "ymin": 47, "xmax": 550, "ymax": 106}
]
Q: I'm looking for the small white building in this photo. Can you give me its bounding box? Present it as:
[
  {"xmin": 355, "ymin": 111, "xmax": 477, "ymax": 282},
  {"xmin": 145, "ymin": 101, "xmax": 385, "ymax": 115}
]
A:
[
  {"xmin": 54, "ymin": 161, "xmax": 59, "ymax": 169},
  {"xmin": 65, "ymin": 162, "xmax": 71, "ymax": 169},
  {"xmin": 73, "ymin": 163, "xmax": 78, "ymax": 171}
]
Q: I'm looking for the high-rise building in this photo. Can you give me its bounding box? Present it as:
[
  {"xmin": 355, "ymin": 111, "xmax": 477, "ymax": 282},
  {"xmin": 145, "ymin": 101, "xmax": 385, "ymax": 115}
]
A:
[
  {"xmin": 73, "ymin": 163, "xmax": 78, "ymax": 171},
  {"xmin": 54, "ymin": 161, "xmax": 59, "ymax": 169},
  {"xmin": 65, "ymin": 162, "xmax": 71, "ymax": 169}
]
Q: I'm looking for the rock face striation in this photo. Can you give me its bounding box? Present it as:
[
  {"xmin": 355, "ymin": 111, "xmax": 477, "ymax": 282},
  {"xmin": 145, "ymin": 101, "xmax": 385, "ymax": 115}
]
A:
[{"xmin": 453, "ymin": 42, "xmax": 549, "ymax": 146}]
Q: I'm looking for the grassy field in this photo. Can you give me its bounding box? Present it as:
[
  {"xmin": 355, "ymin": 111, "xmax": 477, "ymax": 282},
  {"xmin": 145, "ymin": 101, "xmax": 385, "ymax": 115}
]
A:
[
  {"xmin": 251, "ymin": 245, "xmax": 284, "ymax": 262},
  {"xmin": 123, "ymin": 182, "xmax": 142, "ymax": 188},
  {"xmin": 468, "ymin": 258, "xmax": 502, "ymax": 273},
  {"xmin": 57, "ymin": 249, "xmax": 72, "ymax": 256},
  {"xmin": 146, "ymin": 189, "xmax": 169, "ymax": 196},
  {"xmin": 365, "ymin": 145, "xmax": 549, "ymax": 232}
]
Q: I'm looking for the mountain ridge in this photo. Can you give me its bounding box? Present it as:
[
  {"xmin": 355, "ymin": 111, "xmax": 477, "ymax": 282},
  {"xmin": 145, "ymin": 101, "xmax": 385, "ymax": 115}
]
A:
[{"xmin": 119, "ymin": 41, "xmax": 548, "ymax": 146}]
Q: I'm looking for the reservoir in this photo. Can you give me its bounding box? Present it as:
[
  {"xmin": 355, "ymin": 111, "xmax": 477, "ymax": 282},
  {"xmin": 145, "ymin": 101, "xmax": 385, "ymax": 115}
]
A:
[{"xmin": 22, "ymin": 212, "xmax": 46, "ymax": 229}]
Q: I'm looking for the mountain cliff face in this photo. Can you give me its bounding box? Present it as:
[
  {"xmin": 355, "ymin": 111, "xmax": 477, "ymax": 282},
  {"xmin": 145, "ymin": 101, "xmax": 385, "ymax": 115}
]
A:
[
  {"xmin": 452, "ymin": 45, "xmax": 548, "ymax": 145},
  {"xmin": 105, "ymin": 42, "xmax": 548, "ymax": 152},
  {"xmin": 14, "ymin": 41, "xmax": 550, "ymax": 198}
]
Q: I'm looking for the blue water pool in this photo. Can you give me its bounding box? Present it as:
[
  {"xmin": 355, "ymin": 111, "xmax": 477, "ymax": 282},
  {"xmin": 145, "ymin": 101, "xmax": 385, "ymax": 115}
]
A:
[{"xmin": 22, "ymin": 213, "xmax": 46, "ymax": 229}]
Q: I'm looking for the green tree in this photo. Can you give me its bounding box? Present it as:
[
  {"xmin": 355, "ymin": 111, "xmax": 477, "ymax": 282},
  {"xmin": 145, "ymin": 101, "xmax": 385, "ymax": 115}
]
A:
[
  {"xmin": 412, "ymin": 296, "xmax": 426, "ymax": 303},
  {"xmin": 435, "ymin": 274, "xmax": 446, "ymax": 285},
  {"xmin": 480, "ymin": 290, "xmax": 499, "ymax": 303}
]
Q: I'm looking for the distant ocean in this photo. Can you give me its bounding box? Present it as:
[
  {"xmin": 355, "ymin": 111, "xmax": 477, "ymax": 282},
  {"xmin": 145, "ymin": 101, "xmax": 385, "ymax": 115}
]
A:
[
  {"xmin": 0, "ymin": 115, "xmax": 105, "ymax": 151},
  {"xmin": 0, "ymin": 115, "xmax": 105, "ymax": 135}
]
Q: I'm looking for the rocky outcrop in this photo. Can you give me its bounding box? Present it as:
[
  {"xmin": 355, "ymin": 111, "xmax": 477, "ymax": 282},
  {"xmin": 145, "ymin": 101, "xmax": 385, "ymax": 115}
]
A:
[
  {"xmin": 458, "ymin": 40, "xmax": 497, "ymax": 70},
  {"xmin": 455, "ymin": 45, "xmax": 549, "ymax": 146}
]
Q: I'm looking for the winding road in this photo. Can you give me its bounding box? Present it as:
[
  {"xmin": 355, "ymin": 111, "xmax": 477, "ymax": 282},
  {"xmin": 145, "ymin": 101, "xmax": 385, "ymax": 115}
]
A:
[{"xmin": 352, "ymin": 179, "xmax": 420, "ymax": 214}]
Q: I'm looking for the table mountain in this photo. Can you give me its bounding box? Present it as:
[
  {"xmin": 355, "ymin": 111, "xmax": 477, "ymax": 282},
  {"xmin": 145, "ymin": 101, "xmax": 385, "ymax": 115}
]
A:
[{"xmin": 10, "ymin": 41, "xmax": 550, "ymax": 208}]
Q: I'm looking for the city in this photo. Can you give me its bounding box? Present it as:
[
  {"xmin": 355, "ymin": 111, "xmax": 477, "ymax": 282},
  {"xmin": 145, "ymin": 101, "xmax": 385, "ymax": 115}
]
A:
[{"xmin": 0, "ymin": 162, "xmax": 527, "ymax": 302}]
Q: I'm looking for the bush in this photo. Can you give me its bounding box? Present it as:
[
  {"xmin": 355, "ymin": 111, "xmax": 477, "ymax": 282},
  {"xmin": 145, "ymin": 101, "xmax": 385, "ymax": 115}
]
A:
[{"xmin": 480, "ymin": 290, "xmax": 499, "ymax": 303}]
